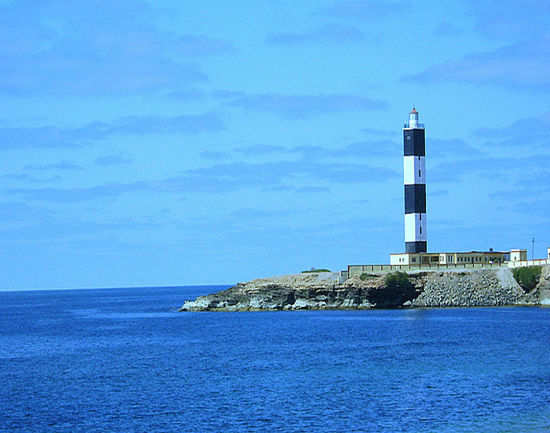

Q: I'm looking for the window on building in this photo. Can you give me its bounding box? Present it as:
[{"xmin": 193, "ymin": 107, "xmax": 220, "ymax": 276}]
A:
[
  {"xmin": 419, "ymin": 169, "xmax": 421, "ymax": 177},
  {"xmin": 412, "ymin": 258, "xmax": 416, "ymax": 263},
  {"xmin": 420, "ymin": 226, "xmax": 422, "ymax": 234}
]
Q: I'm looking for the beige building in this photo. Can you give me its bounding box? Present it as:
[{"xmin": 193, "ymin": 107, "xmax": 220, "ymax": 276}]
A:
[
  {"xmin": 510, "ymin": 249, "xmax": 528, "ymax": 262},
  {"xmin": 390, "ymin": 249, "xmax": 513, "ymax": 266}
]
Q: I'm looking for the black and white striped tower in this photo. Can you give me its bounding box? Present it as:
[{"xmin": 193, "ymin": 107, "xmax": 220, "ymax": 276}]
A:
[{"xmin": 403, "ymin": 106, "xmax": 427, "ymax": 253}]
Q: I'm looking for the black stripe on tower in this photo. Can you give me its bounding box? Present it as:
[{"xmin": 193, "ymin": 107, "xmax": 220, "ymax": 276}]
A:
[
  {"xmin": 404, "ymin": 184, "xmax": 426, "ymax": 214},
  {"xmin": 406, "ymin": 241, "xmax": 427, "ymax": 253},
  {"xmin": 404, "ymin": 129, "xmax": 425, "ymax": 156}
]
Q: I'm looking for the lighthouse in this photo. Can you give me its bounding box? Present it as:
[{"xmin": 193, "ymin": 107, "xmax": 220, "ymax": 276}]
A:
[{"xmin": 403, "ymin": 107, "xmax": 427, "ymax": 253}]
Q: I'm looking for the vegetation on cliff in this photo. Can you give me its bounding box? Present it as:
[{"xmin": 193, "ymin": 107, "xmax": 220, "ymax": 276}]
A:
[
  {"xmin": 513, "ymin": 266, "xmax": 542, "ymax": 292},
  {"xmin": 301, "ymin": 268, "xmax": 331, "ymax": 273}
]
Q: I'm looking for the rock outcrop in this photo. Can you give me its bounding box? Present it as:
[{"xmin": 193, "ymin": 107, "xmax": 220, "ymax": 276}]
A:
[
  {"xmin": 537, "ymin": 265, "xmax": 550, "ymax": 305},
  {"xmin": 411, "ymin": 268, "xmax": 535, "ymax": 307},
  {"xmin": 179, "ymin": 266, "xmax": 549, "ymax": 312}
]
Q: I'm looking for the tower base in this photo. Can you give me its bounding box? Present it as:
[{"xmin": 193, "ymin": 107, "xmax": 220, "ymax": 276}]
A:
[{"xmin": 405, "ymin": 241, "xmax": 427, "ymax": 253}]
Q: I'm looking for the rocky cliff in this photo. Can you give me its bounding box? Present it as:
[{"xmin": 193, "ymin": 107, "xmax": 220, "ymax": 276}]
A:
[
  {"xmin": 538, "ymin": 265, "xmax": 550, "ymax": 305},
  {"xmin": 179, "ymin": 266, "xmax": 548, "ymax": 312}
]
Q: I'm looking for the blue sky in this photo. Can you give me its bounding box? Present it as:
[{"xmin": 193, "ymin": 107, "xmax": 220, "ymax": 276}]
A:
[{"xmin": 1, "ymin": 0, "xmax": 549, "ymax": 289}]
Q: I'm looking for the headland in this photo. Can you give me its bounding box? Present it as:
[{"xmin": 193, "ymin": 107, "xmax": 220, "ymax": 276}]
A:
[{"xmin": 179, "ymin": 265, "xmax": 550, "ymax": 312}]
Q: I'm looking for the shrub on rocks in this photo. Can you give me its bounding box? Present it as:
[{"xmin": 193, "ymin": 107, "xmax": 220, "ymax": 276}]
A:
[
  {"xmin": 384, "ymin": 272, "xmax": 413, "ymax": 291},
  {"xmin": 513, "ymin": 266, "xmax": 542, "ymax": 292},
  {"xmin": 368, "ymin": 272, "xmax": 416, "ymax": 307},
  {"xmin": 359, "ymin": 273, "xmax": 377, "ymax": 281}
]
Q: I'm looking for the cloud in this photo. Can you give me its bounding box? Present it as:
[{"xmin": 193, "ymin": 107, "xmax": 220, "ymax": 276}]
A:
[
  {"xmin": 223, "ymin": 92, "xmax": 388, "ymax": 118},
  {"xmin": 0, "ymin": 112, "xmax": 224, "ymax": 149},
  {"xmin": 474, "ymin": 113, "xmax": 550, "ymax": 149},
  {"xmin": 173, "ymin": 34, "xmax": 235, "ymax": 57},
  {"xmin": 235, "ymin": 144, "xmax": 287, "ymax": 155},
  {"xmin": 433, "ymin": 21, "xmax": 463, "ymax": 37},
  {"xmin": 6, "ymin": 159, "xmax": 397, "ymax": 202},
  {"xmin": 361, "ymin": 127, "xmax": 396, "ymax": 137},
  {"xmin": 402, "ymin": 38, "xmax": 550, "ymax": 90},
  {"xmin": 296, "ymin": 186, "xmax": 330, "ymax": 193},
  {"xmin": 106, "ymin": 113, "xmax": 225, "ymax": 135},
  {"xmin": 266, "ymin": 25, "xmax": 365, "ymax": 45},
  {"xmin": 167, "ymin": 160, "xmax": 398, "ymax": 193},
  {"xmin": 0, "ymin": 1, "xmax": 234, "ymax": 95},
  {"xmin": 95, "ymin": 155, "xmax": 133, "ymax": 166},
  {"xmin": 229, "ymin": 208, "xmax": 292, "ymax": 219},
  {"xmin": 199, "ymin": 151, "xmax": 230, "ymax": 161},
  {"xmin": 235, "ymin": 141, "xmax": 399, "ymax": 159},
  {"xmin": 162, "ymin": 89, "xmax": 207, "ymax": 100},
  {"xmin": 316, "ymin": 1, "xmax": 406, "ymax": 20},
  {"xmin": 430, "ymin": 154, "xmax": 550, "ymax": 182},
  {"xmin": 8, "ymin": 182, "xmax": 148, "ymax": 203},
  {"xmin": 25, "ymin": 161, "xmax": 82, "ymax": 171},
  {"xmin": 470, "ymin": 113, "xmax": 550, "ymax": 161},
  {"xmin": 342, "ymin": 139, "xmax": 399, "ymax": 156},
  {"xmin": 0, "ymin": 201, "xmax": 53, "ymax": 224},
  {"xmin": 466, "ymin": 0, "xmax": 550, "ymax": 40},
  {"xmin": 428, "ymin": 138, "xmax": 482, "ymax": 159},
  {"xmin": 1, "ymin": 173, "xmax": 61, "ymax": 183}
]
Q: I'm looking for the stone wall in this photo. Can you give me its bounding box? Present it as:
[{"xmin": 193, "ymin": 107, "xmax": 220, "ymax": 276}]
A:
[{"xmin": 411, "ymin": 268, "xmax": 533, "ymax": 307}]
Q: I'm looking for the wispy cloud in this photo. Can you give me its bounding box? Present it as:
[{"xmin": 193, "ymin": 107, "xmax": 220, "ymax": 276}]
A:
[
  {"xmin": 94, "ymin": 155, "xmax": 133, "ymax": 166},
  {"xmin": 428, "ymin": 138, "xmax": 482, "ymax": 159},
  {"xmin": 266, "ymin": 25, "xmax": 365, "ymax": 45},
  {"xmin": 431, "ymin": 154, "xmax": 550, "ymax": 182},
  {"xmin": 174, "ymin": 34, "xmax": 235, "ymax": 56},
  {"xmin": 25, "ymin": 161, "xmax": 82, "ymax": 171},
  {"xmin": 402, "ymin": 38, "xmax": 550, "ymax": 90},
  {"xmin": 361, "ymin": 127, "xmax": 396, "ymax": 137},
  {"xmin": 8, "ymin": 182, "xmax": 148, "ymax": 202},
  {"xmin": 221, "ymin": 92, "xmax": 388, "ymax": 118},
  {"xmin": 235, "ymin": 144, "xmax": 287, "ymax": 155},
  {"xmin": 316, "ymin": 1, "xmax": 406, "ymax": 20},
  {"xmin": 466, "ymin": 0, "xmax": 550, "ymax": 40},
  {"xmin": 199, "ymin": 151, "xmax": 230, "ymax": 161},
  {"xmin": 7, "ymin": 160, "xmax": 398, "ymax": 202},
  {"xmin": 295, "ymin": 186, "xmax": 330, "ymax": 193},
  {"xmin": 470, "ymin": 113, "xmax": 550, "ymax": 158},
  {"xmin": 0, "ymin": 113, "xmax": 225, "ymax": 149},
  {"xmin": 433, "ymin": 21, "xmax": 463, "ymax": 37},
  {"xmin": 475, "ymin": 113, "xmax": 550, "ymax": 146},
  {"xmin": 0, "ymin": 0, "xmax": 234, "ymax": 95}
]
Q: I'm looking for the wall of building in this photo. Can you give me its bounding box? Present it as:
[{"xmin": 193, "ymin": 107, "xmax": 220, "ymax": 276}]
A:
[
  {"xmin": 510, "ymin": 250, "xmax": 528, "ymax": 261},
  {"xmin": 348, "ymin": 262, "xmax": 507, "ymax": 278},
  {"xmin": 507, "ymin": 258, "xmax": 550, "ymax": 268}
]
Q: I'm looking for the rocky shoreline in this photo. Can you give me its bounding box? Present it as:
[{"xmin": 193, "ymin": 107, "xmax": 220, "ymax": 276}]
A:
[{"xmin": 179, "ymin": 266, "xmax": 550, "ymax": 312}]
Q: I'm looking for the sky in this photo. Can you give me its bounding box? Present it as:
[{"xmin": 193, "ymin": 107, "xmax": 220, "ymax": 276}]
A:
[{"xmin": 1, "ymin": 0, "xmax": 549, "ymax": 289}]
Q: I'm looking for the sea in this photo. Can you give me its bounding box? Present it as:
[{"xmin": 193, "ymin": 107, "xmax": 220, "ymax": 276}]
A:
[{"xmin": 1, "ymin": 285, "xmax": 549, "ymax": 433}]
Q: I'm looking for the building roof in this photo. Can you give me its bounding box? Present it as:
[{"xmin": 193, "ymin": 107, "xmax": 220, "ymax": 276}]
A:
[
  {"xmin": 410, "ymin": 106, "xmax": 417, "ymax": 114},
  {"xmin": 390, "ymin": 250, "xmax": 509, "ymax": 256}
]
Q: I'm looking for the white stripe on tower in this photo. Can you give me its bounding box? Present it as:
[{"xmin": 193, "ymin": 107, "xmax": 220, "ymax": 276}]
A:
[{"xmin": 403, "ymin": 106, "xmax": 427, "ymax": 253}]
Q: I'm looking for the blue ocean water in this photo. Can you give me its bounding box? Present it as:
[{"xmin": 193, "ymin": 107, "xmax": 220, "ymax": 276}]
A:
[{"xmin": 1, "ymin": 286, "xmax": 549, "ymax": 433}]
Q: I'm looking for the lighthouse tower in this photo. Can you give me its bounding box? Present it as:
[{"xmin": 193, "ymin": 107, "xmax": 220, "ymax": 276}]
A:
[{"xmin": 403, "ymin": 107, "xmax": 427, "ymax": 253}]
